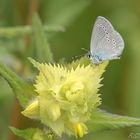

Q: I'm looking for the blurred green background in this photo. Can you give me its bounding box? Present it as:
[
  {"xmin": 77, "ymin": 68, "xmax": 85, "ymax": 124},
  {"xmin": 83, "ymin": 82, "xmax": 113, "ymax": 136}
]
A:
[{"xmin": 0, "ymin": 0, "xmax": 140, "ymax": 140}]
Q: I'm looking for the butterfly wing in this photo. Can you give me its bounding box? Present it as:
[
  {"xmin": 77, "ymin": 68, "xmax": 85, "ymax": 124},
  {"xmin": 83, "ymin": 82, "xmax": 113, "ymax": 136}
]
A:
[{"xmin": 90, "ymin": 16, "xmax": 124, "ymax": 62}]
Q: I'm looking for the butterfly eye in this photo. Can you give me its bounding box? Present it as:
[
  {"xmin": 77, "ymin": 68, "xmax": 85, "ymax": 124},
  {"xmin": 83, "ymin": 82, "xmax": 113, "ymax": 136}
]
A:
[{"xmin": 87, "ymin": 53, "xmax": 91, "ymax": 58}]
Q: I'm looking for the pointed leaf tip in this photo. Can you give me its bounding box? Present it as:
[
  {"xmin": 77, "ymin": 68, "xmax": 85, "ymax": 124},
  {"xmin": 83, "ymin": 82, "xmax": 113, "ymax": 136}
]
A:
[{"xmin": 0, "ymin": 63, "xmax": 36, "ymax": 107}]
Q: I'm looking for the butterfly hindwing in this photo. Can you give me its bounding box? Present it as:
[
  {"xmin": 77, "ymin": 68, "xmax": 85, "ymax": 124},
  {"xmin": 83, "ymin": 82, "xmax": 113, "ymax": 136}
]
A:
[{"xmin": 94, "ymin": 31, "xmax": 124, "ymax": 61}]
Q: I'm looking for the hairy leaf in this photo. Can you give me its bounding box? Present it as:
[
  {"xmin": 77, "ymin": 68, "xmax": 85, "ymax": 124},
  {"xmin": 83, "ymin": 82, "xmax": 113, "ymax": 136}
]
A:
[
  {"xmin": 0, "ymin": 63, "xmax": 36, "ymax": 107},
  {"xmin": 88, "ymin": 109, "xmax": 140, "ymax": 132}
]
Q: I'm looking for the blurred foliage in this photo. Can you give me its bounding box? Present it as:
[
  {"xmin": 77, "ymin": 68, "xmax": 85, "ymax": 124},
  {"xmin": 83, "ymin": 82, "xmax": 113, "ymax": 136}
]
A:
[{"xmin": 0, "ymin": 0, "xmax": 140, "ymax": 140}]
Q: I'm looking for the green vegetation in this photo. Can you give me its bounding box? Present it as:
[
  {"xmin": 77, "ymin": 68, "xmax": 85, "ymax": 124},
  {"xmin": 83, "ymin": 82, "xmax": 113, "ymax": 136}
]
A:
[{"xmin": 1, "ymin": 0, "xmax": 140, "ymax": 140}]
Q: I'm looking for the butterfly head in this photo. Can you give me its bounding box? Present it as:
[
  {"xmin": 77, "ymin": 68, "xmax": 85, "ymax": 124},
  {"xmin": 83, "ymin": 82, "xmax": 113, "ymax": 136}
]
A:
[{"xmin": 88, "ymin": 52, "xmax": 102, "ymax": 64}]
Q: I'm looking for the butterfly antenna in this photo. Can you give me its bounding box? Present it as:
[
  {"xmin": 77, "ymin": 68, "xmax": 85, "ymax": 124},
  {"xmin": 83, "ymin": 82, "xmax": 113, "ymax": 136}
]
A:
[
  {"xmin": 72, "ymin": 48, "xmax": 89, "ymax": 60},
  {"xmin": 72, "ymin": 54, "xmax": 85, "ymax": 60},
  {"xmin": 81, "ymin": 48, "xmax": 89, "ymax": 52},
  {"xmin": 81, "ymin": 48, "xmax": 91, "ymax": 57}
]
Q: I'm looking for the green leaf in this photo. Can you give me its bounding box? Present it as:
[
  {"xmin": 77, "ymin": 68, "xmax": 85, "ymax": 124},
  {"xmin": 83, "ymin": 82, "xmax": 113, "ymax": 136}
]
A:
[
  {"xmin": 0, "ymin": 63, "xmax": 36, "ymax": 107},
  {"xmin": 88, "ymin": 109, "xmax": 140, "ymax": 133},
  {"xmin": 10, "ymin": 127, "xmax": 53, "ymax": 140},
  {"xmin": 32, "ymin": 13, "xmax": 53, "ymax": 63}
]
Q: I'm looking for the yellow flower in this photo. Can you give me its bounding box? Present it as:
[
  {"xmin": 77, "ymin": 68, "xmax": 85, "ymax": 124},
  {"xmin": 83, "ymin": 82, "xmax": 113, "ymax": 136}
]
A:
[{"xmin": 22, "ymin": 57, "xmax": 108, "ymax": 137}]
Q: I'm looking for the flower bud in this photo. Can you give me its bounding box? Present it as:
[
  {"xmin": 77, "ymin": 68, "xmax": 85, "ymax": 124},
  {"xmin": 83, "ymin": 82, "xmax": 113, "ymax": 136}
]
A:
[
  {"xmin": 73, "ymin": 123, "xmax": 87, "ymax": 138},
  {"xmin": 22, "ymin": 99, "xmax": 39, "ymax": 119}
]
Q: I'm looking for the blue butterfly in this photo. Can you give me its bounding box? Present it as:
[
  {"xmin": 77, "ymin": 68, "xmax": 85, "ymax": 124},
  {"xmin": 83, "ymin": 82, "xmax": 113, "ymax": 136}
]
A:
[{"xmin": 89, "ymin": 16, "xmax": 124, "ymax": 64}]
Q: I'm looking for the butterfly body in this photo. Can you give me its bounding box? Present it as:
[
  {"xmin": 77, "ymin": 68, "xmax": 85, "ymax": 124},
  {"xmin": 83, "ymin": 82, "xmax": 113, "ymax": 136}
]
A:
[{"xmin": 90, "ymin": 16, "xmax": 124, "ymax": 64}]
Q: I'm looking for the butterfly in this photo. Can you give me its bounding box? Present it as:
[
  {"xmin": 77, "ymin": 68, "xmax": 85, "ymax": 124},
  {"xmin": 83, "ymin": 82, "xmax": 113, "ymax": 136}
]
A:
[{"xmin": 89, "ymin": 16, "xmax": 124, "ymax": 64}]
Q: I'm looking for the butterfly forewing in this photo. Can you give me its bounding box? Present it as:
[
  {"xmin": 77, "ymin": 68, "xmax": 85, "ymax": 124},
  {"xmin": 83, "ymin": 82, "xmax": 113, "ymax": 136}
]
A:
[{"xmin": 90, "ymin": 16, "xmax": 114, "ymax": 51}]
